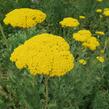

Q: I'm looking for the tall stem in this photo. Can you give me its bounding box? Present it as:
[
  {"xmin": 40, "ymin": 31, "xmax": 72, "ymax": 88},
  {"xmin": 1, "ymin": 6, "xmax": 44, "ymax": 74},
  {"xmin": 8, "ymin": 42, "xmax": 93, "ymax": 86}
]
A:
[
  {"xmin": 44, "ymin": 76, "xmax": 49, "ymax": 109},
  {"xmin": 0, "ymin": 23, "xmax": 8, "ymax": 48},
  {"xmin": 104, "ymin": 37, "xmax": 109, "ymax": 51}
]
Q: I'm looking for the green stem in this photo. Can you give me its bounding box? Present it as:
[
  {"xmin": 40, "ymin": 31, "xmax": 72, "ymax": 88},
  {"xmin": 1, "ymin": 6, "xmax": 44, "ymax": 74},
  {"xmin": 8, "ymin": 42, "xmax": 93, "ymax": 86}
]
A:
[
  {"xmin": 104, "ymin": 37, "xmax": 109, "ymax": 51},
  {"xmin": 44, "ymin": 76, "xmax": 49, "ymax": 109},
  {"xmin": 0, "ymin": 23, "xmax": 8, "ymax": 48},
  {"xmin": 23, "ymin": 28, "xmax": 29, "ymax": 39}
]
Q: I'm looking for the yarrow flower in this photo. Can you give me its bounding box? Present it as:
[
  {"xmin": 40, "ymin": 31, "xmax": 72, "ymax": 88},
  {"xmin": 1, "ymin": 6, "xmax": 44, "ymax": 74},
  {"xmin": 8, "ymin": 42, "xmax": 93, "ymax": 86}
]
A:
[
  {"xmin": 3, "ymin": 8, "xmax": 46, "ymax": 28},
  {"xmin": 96, "ymin": 0, "xmax": 103, "ymax": 2},
  {"xmin": 79, "ymin": 16, "xmax": 86, "ymax": 19},
  {"xmin": 95, "ymin": 31, "xmax": 105, "ymax": 35},
  {"xmin": 103, "ymin": 8, "xmax": 109, "ymax": 16},
  {"xmin": 96, "ymin": 9, "xmax": 102, "ymax": 13},
  {"xmin": 59, "ymin": 17, "xmax": 80, "ymax": 28},
  {"xmin": 100, "ymin": 49, "xmax": 105, "ymax": 54},
  {"xmin": 82, "ymin": 37, "xmax": 100, "ymax": 51},
  {"xmin": 96, "ymin": 56, "xmax": 105, "ymax": 63},
  {"xmin": 79, "ymin": 59, "xmax": 87, "ymax": 65},
  {"xmin": 73, "ymin": 29, "xmax": 92, "ymax": 42},
  {"xmin": 73, "ymin": 29, "xmax": 100, "ymax": 51},
  {"xmin": 10, "ymin": 33, "xmax": 74, "ymax": 77}
]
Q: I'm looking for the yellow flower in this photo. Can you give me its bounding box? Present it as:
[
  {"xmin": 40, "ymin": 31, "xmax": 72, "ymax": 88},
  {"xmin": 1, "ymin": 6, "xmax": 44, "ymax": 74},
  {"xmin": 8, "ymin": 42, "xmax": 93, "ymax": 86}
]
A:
[
  {"xmin": 96, "ymin": 0, "xmax": 103, "ymax": 2},
  {"xmin": 103, "ymin": 8, "xmax": 109, "ymax": 16},
  {"xmin": 95, "ymin": 31, "xmax": 105, "ymax": 35},
  {"xmin": 3, "ymin": 8, "xmax": 46, "ymax": 28},
  {"xmin": 100, "ymin": 49, "xmax": 105, "ymax": 54},
  {"xmin": 79, "ymin": 16, "xmax": 86, "ymax": 19},
  {"xmin": 96, "ymin": 56, "xmax": 105, "ymax": 63},
  {"xmin": 73, "ymin": 29, "xmax": 92, "ymax": 42},
  {"xmin": 79, "ymin": 59, "xmax": 87, "ymax": 65},
  {"xmin": 10, "ymin": 33, "xmax": 74, "ymax": 77},
  {"xmin": 59, "ymin": 17, "xmax": 80, "ymax": 27},
  {"xmin": 96, "ymin": 9, "xmax": 102, "ymax": 13},
  {"xmin": 82, "ymin": 37, "xmax": 100, "ymax": 51}
]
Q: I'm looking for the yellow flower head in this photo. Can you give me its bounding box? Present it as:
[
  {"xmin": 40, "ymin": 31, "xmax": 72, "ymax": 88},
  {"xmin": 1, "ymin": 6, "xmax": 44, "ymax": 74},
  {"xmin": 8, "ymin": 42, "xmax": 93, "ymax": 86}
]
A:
[
  {"xmin": 96, "ymin": 0, "xmax": 103, "ymax": 2},
  {"xmin": 103, "ymin": 8, "xmax": 109, "ymax": 16},
  {"xmin": 82, "ymin": 37, "xmax": 100, "ymax": 51},
  {"xmin": 79, "ymin": 16, "xmax": 86, "ymax": 19},
  {"xmin": 96, "ymin": 56, "xmax": 105, "ymax": 63},
  {"xmin": 79, "ymin": 59, "xmax": 87, "ymax": 65},
  {"xmin": 73, "ymin": 29, "xmax": 92, "ymax": 42},
  {"xmin": 95, "ymin": 31, "xmax": 105, "ymax": 35},
  {"xmin": 100, "ymin": 49, "xmax": 105, "ymax": 54},
  {"xmin": 10, "ymin": 33, "xmax": 74, "ymax": 77},
  {"xmin": 3, "ymin": 8, "xmax": 46, "ymax": 28},
  {"xmin": 96, "ymin": 9, "xmax": 102, "ymax": 13},
  {"xmin": 59, "ymin": 17, "xmax": 80, "ymax": 27}
]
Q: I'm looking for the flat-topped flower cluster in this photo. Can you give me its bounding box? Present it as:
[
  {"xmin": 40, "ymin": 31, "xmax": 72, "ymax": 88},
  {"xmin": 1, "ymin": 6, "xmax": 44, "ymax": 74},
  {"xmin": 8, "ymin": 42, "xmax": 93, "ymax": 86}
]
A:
[
  {"xmin": 3, "ymin": 8, "xmax": 46, "ymax": 28},
  {"xmin": 10, "ymin": 33, "xmax": 74, "ymax": 76}
]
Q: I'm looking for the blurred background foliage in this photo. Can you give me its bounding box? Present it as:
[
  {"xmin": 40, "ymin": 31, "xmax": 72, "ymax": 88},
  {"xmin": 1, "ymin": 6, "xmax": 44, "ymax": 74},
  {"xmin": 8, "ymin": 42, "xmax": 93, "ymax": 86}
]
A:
[{"xmin": 0, "ymin": 0, "xmax": 109, "ymax": 109}]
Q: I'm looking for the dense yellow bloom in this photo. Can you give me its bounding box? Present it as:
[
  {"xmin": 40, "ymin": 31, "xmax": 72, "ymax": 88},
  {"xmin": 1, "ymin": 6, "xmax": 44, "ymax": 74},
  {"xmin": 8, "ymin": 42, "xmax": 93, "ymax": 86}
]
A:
[
  {"xmin": 79, "ymin": 16, "xmax": 86, "ymax": 19},
  {"xmin": 73, "ymin": 30, "xmax": 100, "ymax": 51},
  {"xmin": 100, "ymin": 49, "xmax": 105, "ymax": 54},
  {"xmin": 10, "ymin": 33, "xmax": 74, "ymax": 77},
  {"xmin": 95, "ymin": 31, "xmax": 105, "ymax": 35},
  {"xmin": 96, "ymin": 0, "xmax": 103, "ymax": 2},
  {"xmin": 82, "ymin": 37, "xmax": 100, "ymax": 51},
  {"xmin": 96, "ymin": 56, "xmax": 105, "ymax": 63},
  {"xmin": 73, "ymin": 30, "xmax": 92, "ymax": 42},
  {"xmin": 3, "ymin": 8, "xmax": 46, "ymax": 28},
  {"xmin": 59, "ymin": 17, "xmax": 80, "ymax": 27},
  {"xmin": 96, "ymin": 9, "xmax": 102, "ymax": 13},
  {"xmin": 79, "ymin": 59, "xmax": 87, "ymax": 65},
  {"xmin": 103, "ymin": 8, "xmax": 109, "ymax": 16}
]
